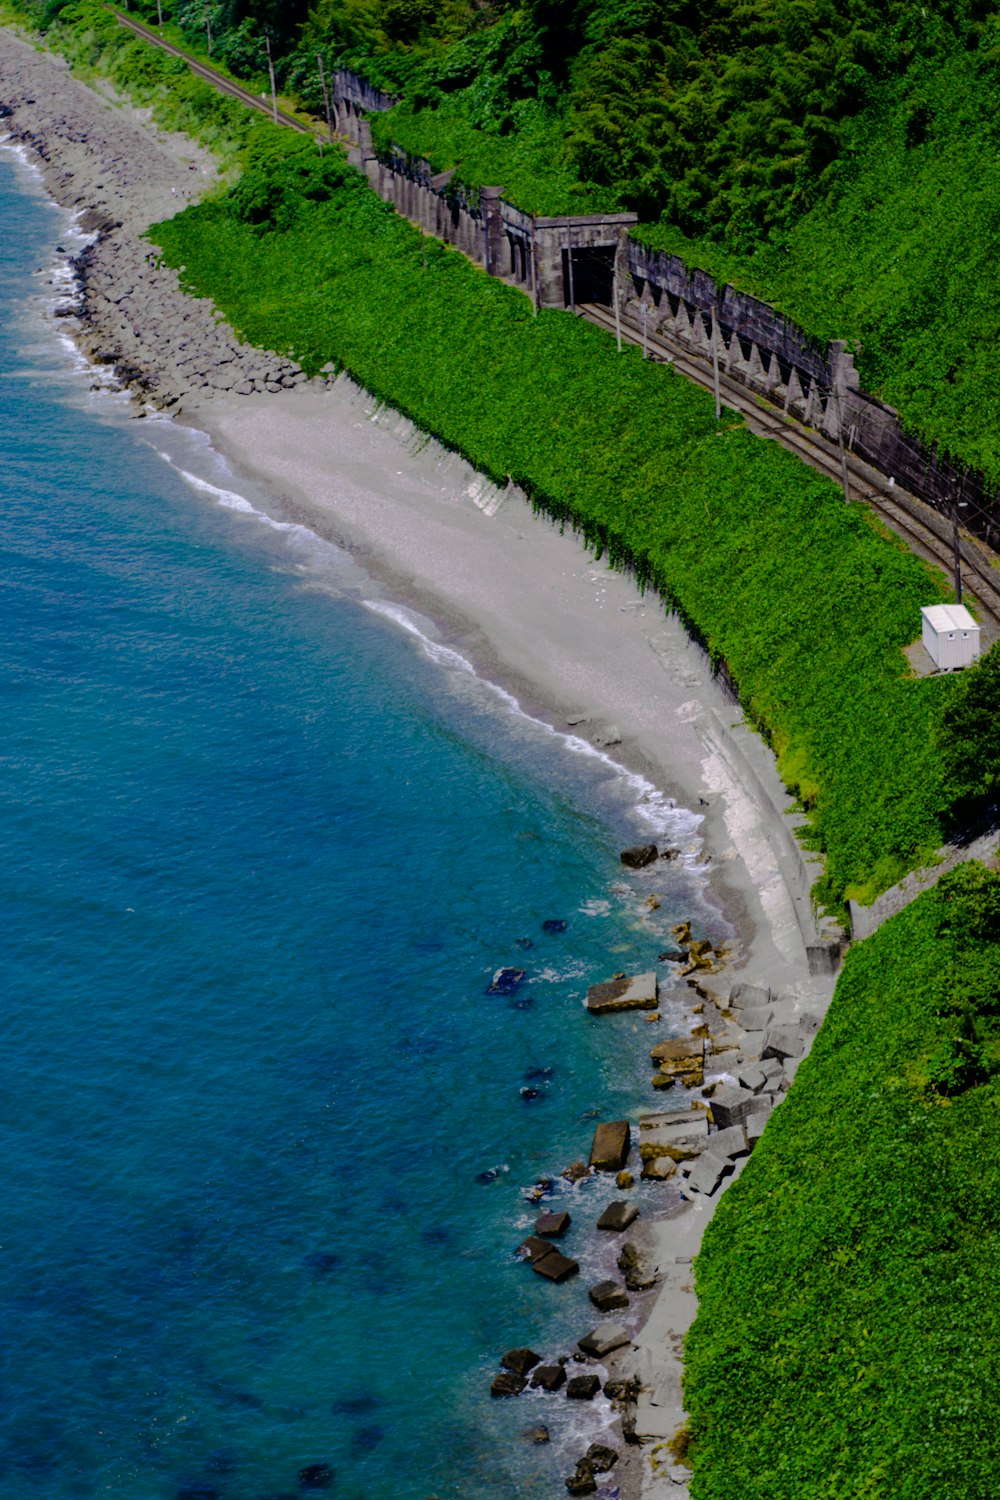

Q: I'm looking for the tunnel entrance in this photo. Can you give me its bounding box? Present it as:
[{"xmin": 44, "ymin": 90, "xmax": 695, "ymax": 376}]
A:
[{"xmin": 562, "ymin": 244, "xmax": 615, "ymax": 306}]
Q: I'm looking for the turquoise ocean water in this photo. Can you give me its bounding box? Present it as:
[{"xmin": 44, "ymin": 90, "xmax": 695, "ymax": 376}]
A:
[{"xmin": 0, "ymin": 148, "xmax": 725, "ymax": 1499}]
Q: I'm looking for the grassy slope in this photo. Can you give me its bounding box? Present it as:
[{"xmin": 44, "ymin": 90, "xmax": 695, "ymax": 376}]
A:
[
  {"xmin": 686, "ymin": 863, "xmax": 1000, "ymax": 1499},
  {"xmin": 141, "ymin": 137, "xmax": 959, "ymax": 910}
]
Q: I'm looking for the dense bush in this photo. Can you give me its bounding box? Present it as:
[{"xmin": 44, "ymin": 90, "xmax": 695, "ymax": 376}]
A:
[{"xmin": 686, "ymin": 863, "xmax": 1000, "ymax": 1498}]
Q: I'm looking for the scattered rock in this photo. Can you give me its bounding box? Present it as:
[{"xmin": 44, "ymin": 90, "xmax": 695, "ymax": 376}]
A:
[
  {"xmin": 660, "ymin": 847, "xmax": 682, "ymax": 860},
  {"xmin": 615, "ymin": 1169, "xmax": 634, "ymax": 1190},
  {"xmin": 597, "ymin": 1201, "xmax": 639, "ymax": 1232},
  {"xmin": 658, "ymin": 948, "xmax": 688, "ymax": 963},
  {"xmin": 604, "ymin": 1375, "xmax": 640, "ymax": 1402},
  {"xmin": 491, "ymin": 1371, "xmax": 527, "ymax": 1398},
  {"xmin": 578, "ymin": 1322, "xmax": 631, "ymax": 1358},
  {"xmin": 638, "ymin": 1109, "xmax": 708, "ymax": 1161},
  {"xmin": 542, "ymin": 919, "xmax": 568, "ymax": 933},
  {"xmin": 566, "ymin": 1374, "xmax": 602, "ymax": 1400},
  {"xmin": 620, "ymin": 843, "xmax": 658, "ymax": 868},
  {"xmin": 565, "ymin": 1465, "xmax": 597, "ymax": 1495},
  {"xmin": 589, "ymin": 1120, "xmax": 631, "ymax": 1172},
  {"xmin": 523, "ymin": 1424, "xmax": 550, "ymax": 1444},
  {"xmin": 501, "ymin": 1348, "xmax": 540, "ymax": 1376},
  {"xmin": 586, "ymin": 971, "xmax": 658, "ymax": 1014},
  {"xmin": 737, "ymin": 1063, "xmax": 768, "ymax": 1094},
  {"xmin": 648, "ymin": 1036, "xmax": 705, "ymax": 1087},
  {"xmin": 535, "ymin": 1210, "xmax": 571, "ymax": 1238},
  {"xmin": 561, "ymin": 1160, "xmax": 592, "ymax": 1183},
  {"xmin": 746, "ymin": 1113, "xmax": 768, "ymax": 1150},
  {"xmin": 589, "ymin": 1279, "xmax": 629, "ymax": 1312},
  {"xmin": 531, "ymin": 1363, "xmax": 567, "ymax": 1391},
  {"xmin": 641, "ymin": 1155, "xmax": 677, "ymax": 1181},
  {"xmin": 587, "ymin": 1443, "xmax": 619, "ymax": 1472}
]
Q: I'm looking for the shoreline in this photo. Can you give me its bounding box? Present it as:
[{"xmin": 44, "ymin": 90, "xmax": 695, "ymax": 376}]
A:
[{"xmin": 0, "ymin": 26, "xmax": 837, "ymax": 1498}]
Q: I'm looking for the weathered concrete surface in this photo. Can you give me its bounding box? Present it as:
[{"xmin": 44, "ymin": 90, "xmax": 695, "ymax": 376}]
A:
[
  {"xmin": 587, "ymin": 972, "xmax": 659, "ymax": 1014},
  {"xmin": 590, "ymin": 1120, "xmax": 632, "ymax": 1172},
  {"xmin": 849, "ymin": 828, "xmax": 999, "ymax": 941}
]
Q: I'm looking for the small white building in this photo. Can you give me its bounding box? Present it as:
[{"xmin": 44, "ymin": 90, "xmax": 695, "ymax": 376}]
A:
[{"xmin": 920, "ymin": 603, "xmax": 981, "ymax": 670}]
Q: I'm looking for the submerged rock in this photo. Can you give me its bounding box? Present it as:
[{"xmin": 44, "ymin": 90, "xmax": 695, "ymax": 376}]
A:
[
  {"xmin": 586, "ymin": 972, "xmax": 658, "ymax": 1015},
  {"xmin": 542, "ymin": 919, "xmax": 568, "ymax": 933},
  {"xmin": 534, "ymin": 1210, "xmax": 571, "ymax": 1238},
  {"xmin": 297, "ymin": 1463, "xmax": 334, "ymax": 1490},
  {"xmin": 487, "ymin": 966, "xmax": 526, "ymax": 994}
]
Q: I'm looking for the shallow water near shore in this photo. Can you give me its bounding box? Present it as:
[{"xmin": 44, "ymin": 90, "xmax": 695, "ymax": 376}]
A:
[{"xmin": 0, "ymin": 150, "xmax": 725, "ymax": 1499}]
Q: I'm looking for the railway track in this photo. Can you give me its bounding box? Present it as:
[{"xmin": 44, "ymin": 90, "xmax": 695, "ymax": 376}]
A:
[
  {"xmin": 110, "ymin": 9, "xmax": 318, "ymax": 136},
  {"xmin": 578, "ymin": 301, "xmax": 1000, "ymax": 644}
]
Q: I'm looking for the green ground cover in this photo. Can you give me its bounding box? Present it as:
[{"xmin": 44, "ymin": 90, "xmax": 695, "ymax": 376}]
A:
[
  {"xmin": 144, "ymin": 141, "xmax": 954, "ymax": 911},
  {"xmin": 686, "ymin": 862, "xmax": 1000, "ymax": 1498}
]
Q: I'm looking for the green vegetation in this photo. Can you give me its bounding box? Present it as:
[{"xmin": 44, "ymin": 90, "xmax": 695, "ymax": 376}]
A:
[
  {"xmin": 938, "ymin": 644, "xmax": 1000, "ymax": 806},
  {"xmin": 143, "ymin": 140, "xmax": 955, "ymax": 910},
  {"xmin": 686, "ymin": 863, "xmax": 1000, "ymax": 1498}
]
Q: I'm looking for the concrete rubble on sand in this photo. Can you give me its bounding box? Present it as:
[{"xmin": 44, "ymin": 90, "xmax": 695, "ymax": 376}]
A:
[{"xmin": 587, "ymin": 971, "xmax": 659, "ymax": 1014}]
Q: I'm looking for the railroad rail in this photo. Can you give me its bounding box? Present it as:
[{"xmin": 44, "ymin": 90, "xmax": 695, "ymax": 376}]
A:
[
  {"xmin": 110, "ymin": 9, "xmax": 318, "ymax": 136},
  {"xmin": 577, "ymin": 301, "xmax": 1000, "ymax": 646}
]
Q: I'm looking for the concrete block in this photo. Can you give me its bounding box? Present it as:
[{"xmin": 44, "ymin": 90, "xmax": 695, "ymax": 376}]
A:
[
  {"xmin": 590, "ymin": 1119, "xmax": 631, "ymax": 1171},
  {"xmin": 737, "ymin": 1064, "xmax": 768, "ymax": 1094},
  {"xmin": 762, "ymin": 1027, "xmax": 804, "ymax": 1061},
  {"xmin": 729, "ymin": 982, "xmax": 771, "ymax": 1010},
  {"xmin": 684, "ymin": 1149, "xmax": 730, "ymax": 1197},
  {"xmin": 578, "ymin": 1322, "xmax": 631, "ymax": 1358},
  {"xmin": 708, "ymin": 1084, "xmax": 757, "ymax": 1129},
  {"xmin": 709, "ymin": 1124, "xmax": 748, "ymax": 1158},
  {"xmin": 533, "ymin": 1251, "xmax": 580, "ymax": 1283},
  {"xmin": 739, "ymin": 1006, "xmax": 773, "ymax": 1033}
]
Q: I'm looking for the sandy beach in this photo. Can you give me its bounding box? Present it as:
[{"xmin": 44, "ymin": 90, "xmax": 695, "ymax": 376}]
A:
[{"xmin": 0, "ymin": 24, "xmax": 838, "ymax": 1497}]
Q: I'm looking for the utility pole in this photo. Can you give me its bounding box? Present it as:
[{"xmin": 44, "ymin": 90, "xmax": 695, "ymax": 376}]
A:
[
  {"xmin": 316, "ymin": 53, "xmax": 333, "ymax": 142},
  {"xmin": 265, "ymin": 32, "xmax": 278, "ymax": 125},
  {"xmin": 612, "ymin": 264, "xmax": 622, "ymax": 351},
  {"xmin": 204, "ymin": 0, "xmax": 212, "ymax": 54},
  {"xmin": 565, "ymin": 228, "xmax": 575, "ymax": 312},
  {"xmin": 951, "ymin": 474, "xmax": 965, "ymax": 603},
  {"xmin": 156, "ymin": 0, "xmax": 163, "ymax": 34},
  {"xmin": 710, "ymin": 306, "xmax": 721, "ymax": 420},
  {"xmin": 530, "ymin": 220, "xmax": 540, "ymax": 316},
  {"xmin": 833, "ymin": 389, "xmax": 851, "ymax": 505},
  {"xmin": 641, "ymin": 300, "xmax": 648, "ymax": 359}
]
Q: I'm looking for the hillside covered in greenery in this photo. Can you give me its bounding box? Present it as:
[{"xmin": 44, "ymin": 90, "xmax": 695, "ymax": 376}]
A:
[
  {"xmin": 33, "ymin": 0, "xmax": 997, "ymax": 482},
  {"xmin": 687, "ymin": 862, "xmax": 1000, "ymax": 1498}
]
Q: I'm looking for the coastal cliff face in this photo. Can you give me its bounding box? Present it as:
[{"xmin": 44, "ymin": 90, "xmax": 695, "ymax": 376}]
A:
[{"xmin": 0, "ymin": 34, "xmax": 306, "ymax": 411}]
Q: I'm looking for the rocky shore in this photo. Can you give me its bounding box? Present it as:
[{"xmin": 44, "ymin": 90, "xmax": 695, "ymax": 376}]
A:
[
  {"xmin": 0, "ymin": 28, "xmax": 307, "ymax": 411},
  {"xmin": 1, "ymin": 25, "xmax": 838, "ymax": 1499}
]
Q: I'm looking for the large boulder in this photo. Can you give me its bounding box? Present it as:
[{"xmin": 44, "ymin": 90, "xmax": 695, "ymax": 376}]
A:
[
  {"xmin": 487, "ymin": 966, "xmax": 526, "ymax": 994},
  {"xmin": 709, "ymin": 1124, "xmax": 749, "ymax": 1158},
  {"xmin": 502, "ymin": 1348, "xmax": 540, "ymax": 1376},
  {"xmin": 578, "ymin": 1323, "xmax": 631, "ymax": 1359},
  {"xmin": 517, "ymin": 1235, "xmax": 556, "ymax": 1263},
  {"xmin": 531, "ymin": 1363, "xmax": 567, "ymax": 1392},
  {"xmin": 566, "ymin": 1374, "xmax": 602, "ymax": 1400},
  {"xmin": 620, "ymin": 843, "xmax": 658, "ymax": 869},
  {"xmin": 491, "ymin": 1371, "xmax": 527, "ymax": 1398},
  {"xmin": 597, "ymin": 1201, "xmax": 640, "ymax": 1232},
  {"xmin": 589, "ymin": 1120, "xmax": 631, "ymax": 1172},
  {"xmin": 587, "ymin": 1444, "xmax": 619, "ymax": 1472},
  {"xmin": 589, "ymin": 1280, "xmax": 629, "ymax": 1312},
  {"xmin": 738, "ymin": 1006, "xmax": 773, "ymax": 1033},
  {"xmin": 586, "ymin": 973, "xmax": 658, "ymax": 1015},
  {"xmin": 641, "ymin": 1155, "xmax": 677, "ymax": 1181}
]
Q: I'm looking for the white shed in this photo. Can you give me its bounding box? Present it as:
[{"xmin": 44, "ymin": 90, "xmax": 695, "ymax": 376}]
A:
[{"xmin": 920, "ymin": 603, "xmax": 981, "ymax": 670}]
